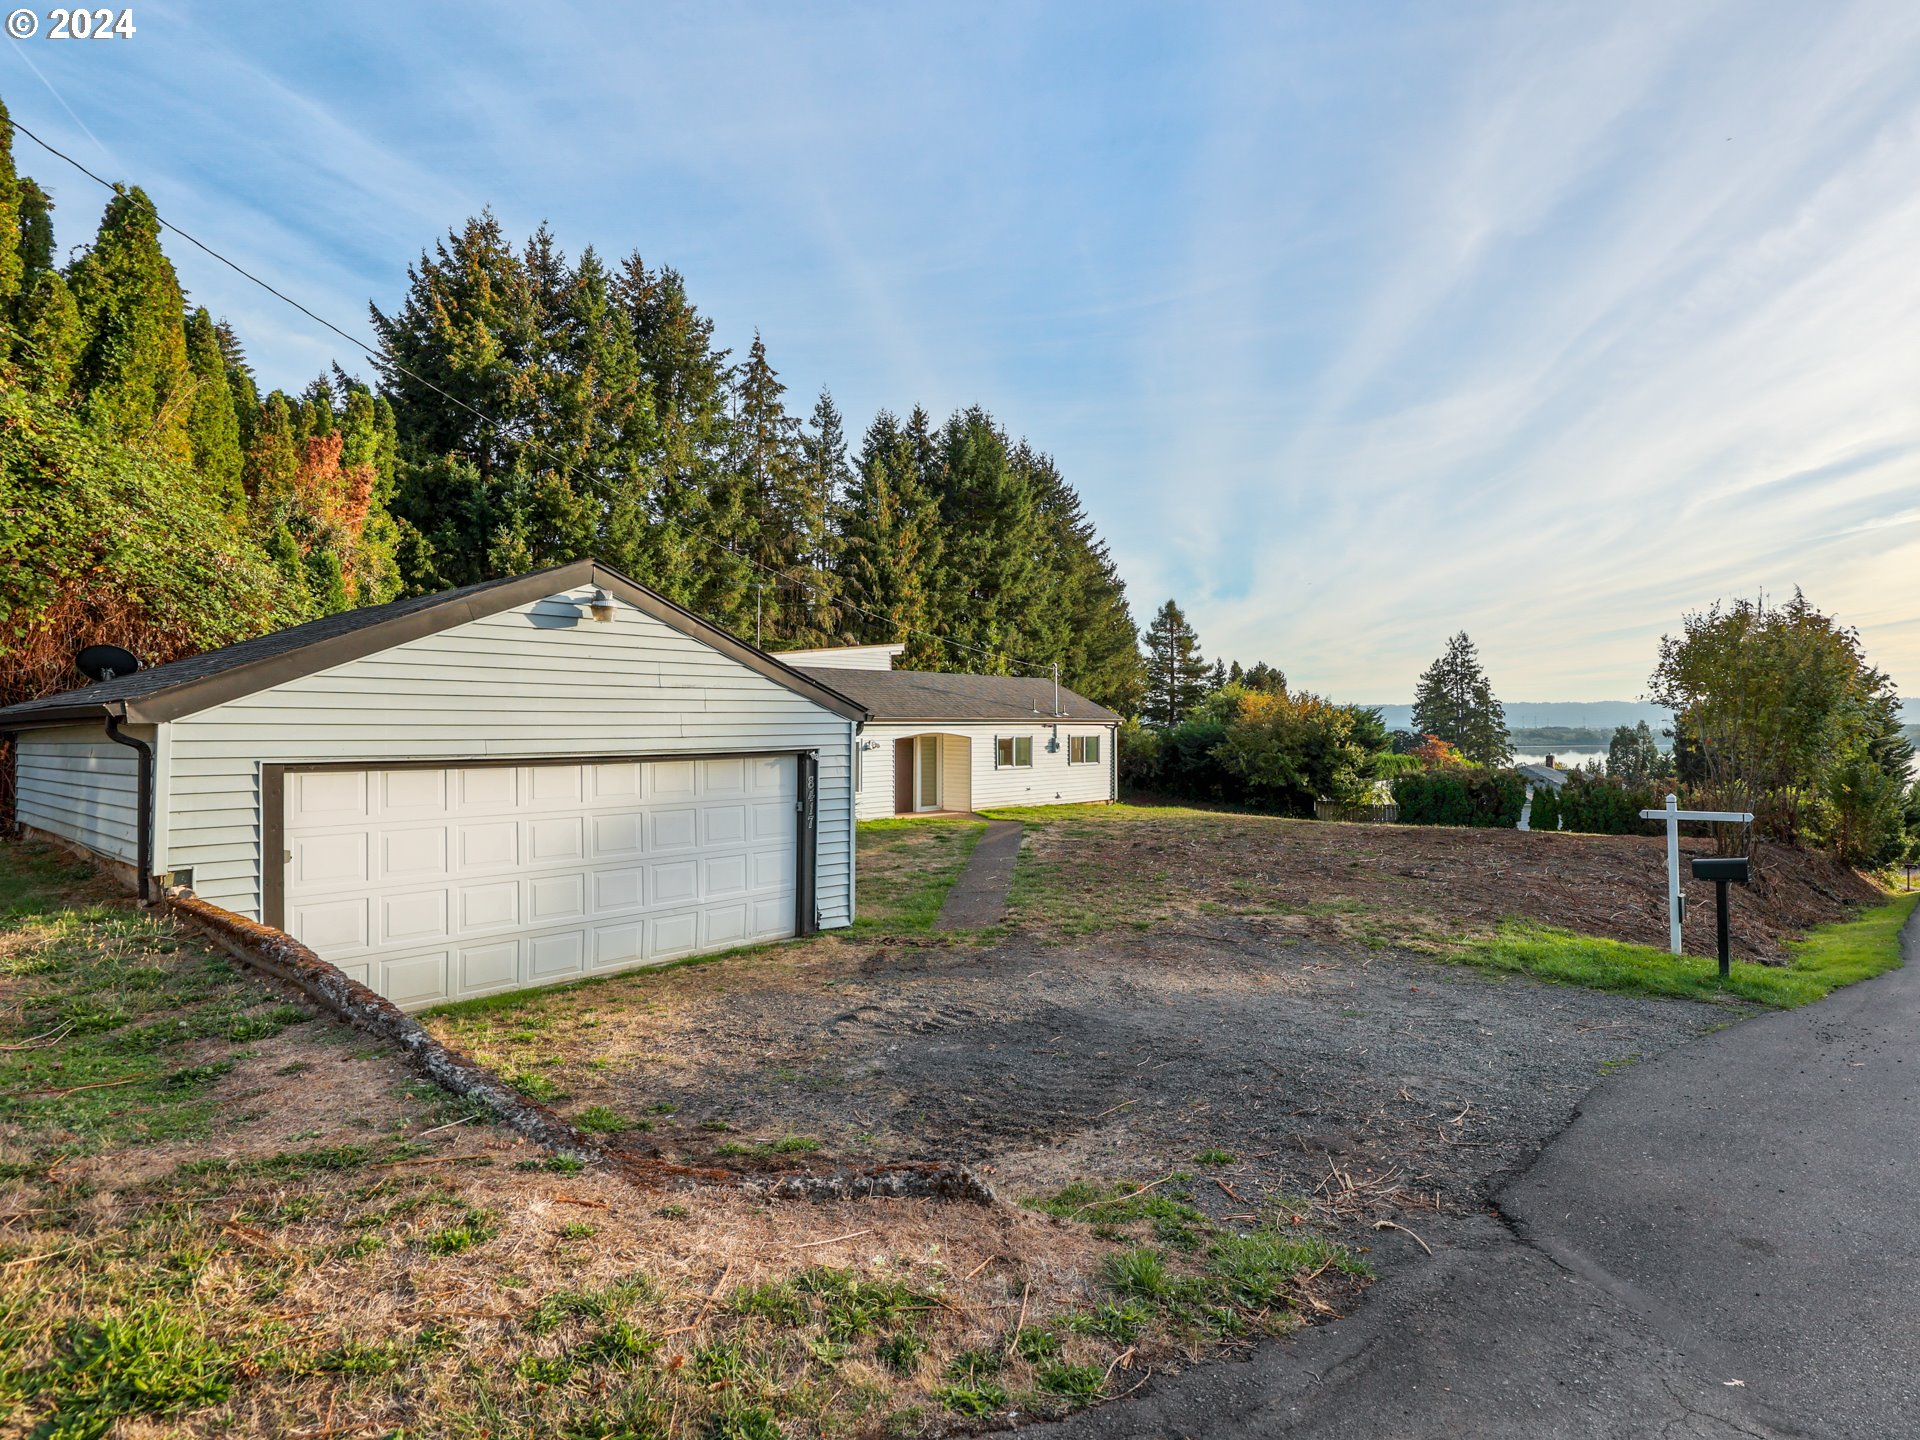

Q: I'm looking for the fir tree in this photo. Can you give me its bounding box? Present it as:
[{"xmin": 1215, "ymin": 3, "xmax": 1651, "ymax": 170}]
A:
[
  {"xmin": 1023, "ymin": 448, "xmax": 1144, "ymax": 712},
  {"xmin": 13, "ymin": 271, "xmax": 82, "ymax": 396},
  {"xmin": 922, "ymin": 407, "xmax": 1042, "ymax": 674},
  {"xmin": 374, "ymin": 215, "xmax": 658, "ymax": 590},
  {"xmin": 1411, "ymin": 632, "xmax": 1512, "ymax": 766},
  {"xmin": 840, "ymin": 409, "xmax": 944, "ymax": 668},
  {"xmin": 616, "ymin": 253, "xmax": 733, "ymax": 603},
  {"xmin": 15, "ymin": 178, "xmax": 53, "ymax": 279},
  {"xmin": 65, "ymin": 186, "xmax": 194, "ymax": 460},
  {"xmin": 788, "ymin": 389, "xmax": 851, "ymax": 647},
  {"xmin": 183, "ymin": 307, "xmax": 243, "ymax": 508},
  {"xmin": 0, "ymin": 97, "xmax": 22, "ymax": 320},
  {"xmin": 720, "ymin": 332, "xmax": 810, "ymax": 638},
  {"xmin": 1142, "ymin": 600, "xmax": 1209, "ymax": 727}
]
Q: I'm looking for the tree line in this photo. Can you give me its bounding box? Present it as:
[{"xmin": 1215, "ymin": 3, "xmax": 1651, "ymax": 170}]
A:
[
  {"xmin": 0, "ymin": 97, "xmax": 1144, "ymax": 719},
  {"xmin": 1130, "ymin": 590, "xmax": 1917, "ymax": 867}
]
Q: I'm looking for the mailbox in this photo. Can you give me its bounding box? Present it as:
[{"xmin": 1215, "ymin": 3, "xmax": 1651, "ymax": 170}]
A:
[
  {"xmin": 1689, "ymin": 856, "xmax": 1750, "ymax": 885},
  {"xmin": 1689, "ymin": 854, "xmax": 1751, "ymax": 977}
]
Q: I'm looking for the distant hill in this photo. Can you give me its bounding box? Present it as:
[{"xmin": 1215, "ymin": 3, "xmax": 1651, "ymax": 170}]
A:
[{"xmin": 1363, "ymin": 701, "xmax": 1673, "ymax": 733}]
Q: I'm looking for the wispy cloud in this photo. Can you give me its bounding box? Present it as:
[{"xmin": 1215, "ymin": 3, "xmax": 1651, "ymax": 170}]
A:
[{"xmin": 4, "ymin": 1, "xmax": 1916, "ymax": 699}]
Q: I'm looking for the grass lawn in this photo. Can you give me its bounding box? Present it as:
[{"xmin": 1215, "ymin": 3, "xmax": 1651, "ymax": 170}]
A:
[
  {"xmin": 848, "ymin": 816, "xmax": 987, "ymax": 935},
  {"xmin": 1453, "ymin": 890, "xmax": 1916, "ymax": 1008}
]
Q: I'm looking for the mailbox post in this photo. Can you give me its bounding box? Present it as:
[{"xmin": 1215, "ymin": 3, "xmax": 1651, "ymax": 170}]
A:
[
  {"xmin": 1638, "ymin": 795, "xmax": 1755, "ymax": 954},
  {"xmin": 1689, "ymin": 856, "xmax": 1750, "ymax": 977}
]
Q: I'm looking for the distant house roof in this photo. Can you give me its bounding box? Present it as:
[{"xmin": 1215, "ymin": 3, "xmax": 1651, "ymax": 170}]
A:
[
  {"xmin": 791, "ymin": 666, "xmax": 1119, "ymax": 724},
  {"xmin": 1515, "ymin": 763, "xmax": 1569, "ymax": 789},
  {"xmin": 0, "ymin": 561, "xmax": 868, "ymax": 729}
]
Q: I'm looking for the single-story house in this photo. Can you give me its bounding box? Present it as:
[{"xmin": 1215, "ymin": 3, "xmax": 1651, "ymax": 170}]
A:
[
  {"xmin": 0, "ymin": 561, "xmax": 869, "ymax": 1011},
  {"xmin": 780, "ymin": 645, "xmax": 1119, "ymax": 820}
]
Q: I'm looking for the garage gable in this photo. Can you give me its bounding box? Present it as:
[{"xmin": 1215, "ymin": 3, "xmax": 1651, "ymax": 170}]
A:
[{"xmin": 0, "ymin": 561, "xmax": 864, "ymax": 730}]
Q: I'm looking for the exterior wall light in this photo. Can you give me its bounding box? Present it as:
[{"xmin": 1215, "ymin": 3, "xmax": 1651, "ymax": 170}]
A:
[{"xmin": 586, "ymin": 587, "xmax": 616, "ymax": 623}]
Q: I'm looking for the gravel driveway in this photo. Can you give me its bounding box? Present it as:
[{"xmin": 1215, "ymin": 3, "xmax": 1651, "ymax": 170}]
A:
[{"xmin": 435, "ymin": 917, "xmax": 1743, "ymax": 1235}]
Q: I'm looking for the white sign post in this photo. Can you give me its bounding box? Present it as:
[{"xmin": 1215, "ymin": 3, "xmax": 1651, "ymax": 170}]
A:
[{"xmin": 1638, "ymin": 793, "xmax": 1755, "ymax": 954}]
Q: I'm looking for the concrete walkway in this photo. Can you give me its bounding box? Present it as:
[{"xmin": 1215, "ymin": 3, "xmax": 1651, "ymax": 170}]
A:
[
  {"xmin": 1048, "ymin": 904, "xmax": 1920, "ymax": 1439},
  {"xmin": 935, "ymin": 818, "xmax": 1023, "ymax": 929}
]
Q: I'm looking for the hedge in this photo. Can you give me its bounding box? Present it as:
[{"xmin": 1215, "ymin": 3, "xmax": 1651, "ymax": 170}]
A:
[{"xmin": 1390, "ymin": 769, "xmax": 1525, "ymax": 828}]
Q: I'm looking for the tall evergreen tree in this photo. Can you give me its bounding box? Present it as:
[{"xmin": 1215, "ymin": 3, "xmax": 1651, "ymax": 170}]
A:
[
  {"xmin": 65, "ymin": 187, "xmax": 194, "ymax": 460},
  {"xmin": 0, "ymin": 97, "xmax": 22, "ymax": 323},
  {"xmin": 16, "ymin": 178, "xmax": 54, "ymax": 280},
  {"xmin": 840, "ymin": 409, "xmax": 944, "ymax": 668},
  {"xmin": 1142, "ymin": 599, "xmax": 1209, "ymax": 727},
  {"xmin": 718, "ymin": 332, "xmax": 811, "ymax": 638},
  {"xmin": 788, "ymin": 388, "xmax": 851, "ymax": 646},
  {"xmin": 183, "ymin": 307, "xmax": 243, "ymax": 508},
  {"xmin": 921, "ymin": 407, "xmax": 1043, "ymax": 673},
  {"xmin": 373, "ymin": 215, "xmax": 658, "ymax": 591},
  {"xmin": 13, "ymin": 271, "xmax": 81, "ymax": 396},
  {"xmin": 1411, "ymin": 631, "xmax": 1512, "ymax": 766},
  {"xmin": 616, "ymin": 253, "xmax": 733, "ymax": 603},
  {"xmin": 215, "ymin": 319, "xmax": 260, "ymax": 450}
]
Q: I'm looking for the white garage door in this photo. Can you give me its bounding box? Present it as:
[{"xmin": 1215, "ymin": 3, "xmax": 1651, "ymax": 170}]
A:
[{"xmin": 281, "ymin": 755, "xmax": 797, "ymax": 1010}]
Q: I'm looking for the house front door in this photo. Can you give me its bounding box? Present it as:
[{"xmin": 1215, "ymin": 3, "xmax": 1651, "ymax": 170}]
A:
[{"xmin": 916, "ymin": 735, "xmax": 942, "ymax": 811}]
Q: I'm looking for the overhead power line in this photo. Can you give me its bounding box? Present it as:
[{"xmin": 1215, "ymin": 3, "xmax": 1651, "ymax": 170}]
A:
[{"xmin": 0, "ymin": 111, "xmax": 1051, "ymax": 677}]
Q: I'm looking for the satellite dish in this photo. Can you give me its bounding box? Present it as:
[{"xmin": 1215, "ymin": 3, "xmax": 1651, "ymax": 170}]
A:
[{"xmin": 76, "ymin": 645, "xmax": 141, "ymax": 684}]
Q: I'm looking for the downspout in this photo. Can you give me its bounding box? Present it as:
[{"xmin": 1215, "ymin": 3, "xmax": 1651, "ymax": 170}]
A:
[{"xmin": 103, "ymin": 704, "xmax": 154, "ymax": 904}]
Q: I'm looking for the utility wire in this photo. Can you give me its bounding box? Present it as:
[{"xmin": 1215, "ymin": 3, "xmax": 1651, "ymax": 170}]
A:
[{"xmin": 1, "ymin": 111, "xmax": 1053, "ymax": 677}]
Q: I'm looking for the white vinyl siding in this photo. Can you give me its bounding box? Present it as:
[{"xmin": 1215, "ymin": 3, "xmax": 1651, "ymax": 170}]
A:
[
  {"xmin": 940, "ymin": 733, "xmax": 972, "ymax": 814},
  {"xmin": 854, "ymin": 721, "xmax": 1115, "ymax": 820},
  {"xmin": 13, "ymin": 724, "xmax": 142, "ymax": 866},
  {"xmin": 162, "ymin": 586, "xmax": 855, "ymax": 929}
]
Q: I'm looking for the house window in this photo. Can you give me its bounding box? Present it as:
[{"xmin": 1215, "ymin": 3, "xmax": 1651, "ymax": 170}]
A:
[
  {"xmin": 994, "ymin": 735, "xmax": 1033, "ymax": 768},
  {"xmin": 1069, "ymin": 734, "xmax": 1101, "ymax": 765}
]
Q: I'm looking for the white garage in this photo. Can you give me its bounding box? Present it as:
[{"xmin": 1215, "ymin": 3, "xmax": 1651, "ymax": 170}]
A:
[{"xmin": 0, "ymin": 561, "xmax": 867, "ymax": 1011}]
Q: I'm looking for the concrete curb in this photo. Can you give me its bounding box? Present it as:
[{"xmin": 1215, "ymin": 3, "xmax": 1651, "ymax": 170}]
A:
[{"xmin": 164, "ymin": 892, "xmax": 995, "ymax": 1205}]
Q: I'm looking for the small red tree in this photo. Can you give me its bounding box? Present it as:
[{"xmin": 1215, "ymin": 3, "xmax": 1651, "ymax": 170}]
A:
[{"xmin": 1411, "ymin": 733, "xmax": 1465, "ymax": 769}]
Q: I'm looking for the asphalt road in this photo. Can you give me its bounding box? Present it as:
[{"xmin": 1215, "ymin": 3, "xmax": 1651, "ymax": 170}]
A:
[{"xmin": 1045, "ymin": 905, "xmax": 1920, "ymax": 1440}]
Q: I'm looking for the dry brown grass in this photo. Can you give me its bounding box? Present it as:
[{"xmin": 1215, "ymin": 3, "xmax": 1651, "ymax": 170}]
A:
[{"xmin": 0, "ymin": 841, "xmax": 1361, "ymax": 1438}]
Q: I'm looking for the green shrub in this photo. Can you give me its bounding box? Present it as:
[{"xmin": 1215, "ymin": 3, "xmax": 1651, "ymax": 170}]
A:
[
  {"xmin": 1393, "ymin": 769, "xmax": 1461, "ymax": 825},
  {"xmin": 1392, "ymin": 769, "xmax": 1524, "ymax": 828},
  {"xmin": 1558, "ymin": 772, "xmax": 1659, "ymax": 835},
  {"xmin": 1527, "ymin": 782, "xmax": 1562, "ymax": 832}
]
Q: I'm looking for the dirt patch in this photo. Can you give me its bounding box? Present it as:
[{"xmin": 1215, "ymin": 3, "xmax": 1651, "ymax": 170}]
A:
[
  {"xmin": 1007, "ymin": 804, "xmax": 1880, "ymax": 961},
  {"xmin": 428, "ymin": 921, "xmax": 1728, "ymax": 1219}
]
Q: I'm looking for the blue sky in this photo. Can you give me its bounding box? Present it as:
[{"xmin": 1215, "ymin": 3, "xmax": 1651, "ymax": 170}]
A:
[{"xmin": 7, "ymin": 1, "xmax": 1919, "ymax": 702}]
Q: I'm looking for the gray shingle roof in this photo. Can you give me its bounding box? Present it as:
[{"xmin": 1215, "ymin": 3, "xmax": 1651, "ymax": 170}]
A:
[
  {"xmin": 0, "ymin": 561, "xmax": 867, "ymax": 729},
  {"xmin": 790, "ymin": 666, "xmax": 1119, "ymax": 723}
]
